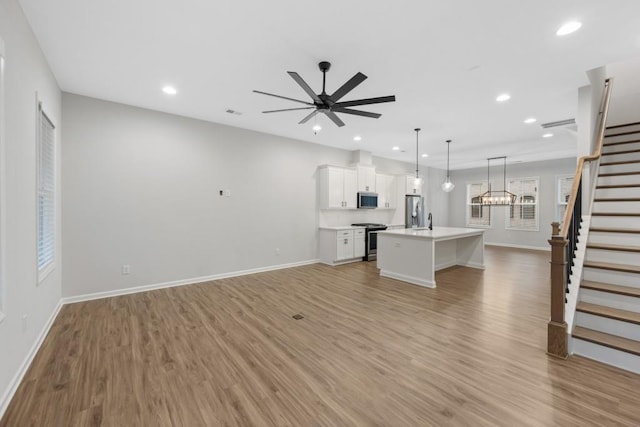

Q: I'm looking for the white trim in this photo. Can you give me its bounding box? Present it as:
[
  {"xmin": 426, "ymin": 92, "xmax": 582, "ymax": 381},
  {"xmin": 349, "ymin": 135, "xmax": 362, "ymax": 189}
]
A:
[
  {"xmin": 505, "ymin": 176, "xmax": 540, "ymax": 231},
  {"xmin": 0, "ymin": 300, "xmax": 63, "ymax": 420},
  {"xmin": 62, "ymin": 259, "xmax": 320, "ymax": 304},
  {"xmin": 484, "ymin": 242, "xmax": 550, "ymax": 252}
]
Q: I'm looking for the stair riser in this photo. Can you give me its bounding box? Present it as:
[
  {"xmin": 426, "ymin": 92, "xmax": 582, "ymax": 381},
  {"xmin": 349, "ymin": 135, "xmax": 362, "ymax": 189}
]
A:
[
  {"xmin": 595, "ymin": 187, "xmax": 640, "ymax": 198},
  {"xmin": 583, "ymin": 267, "xmax": 640, "ymax": 289},
  {"xmin": 571, "ymin": 338, "xmax": 640, "ymax": 374},
  {"xmin": 579, "ymin": 288, "xmax": 640, "ymax": 314},
  {"xmin": 585, "ymin": 248, "xmax": 640, "ymax": 265},
  {"xmin": 598, "ymin": 174, "xmax": 640, "ymax": 186},
  {"xmin": 575, "ymin": 311, "xmax": 640, "ymax": 340},
  {"xmin": 603, "ymin": 141, "xmax": 640, "ymax": 154},
  {"xmin": 592, "ymin": 201, "xmax": 640, "ymax": 213},
  {"xmin": 602, "ymin": 151, "xmax": 640, "ymax": 163},
  {"xmin": 588, "ymin": 232, "xmax": 640, "ymax": 246},
  {"xmin": 590, "ymin": 216, "xmax": 640, "ymax": 228},
  {"xmin": 600, "ymin": 163, "xmax": 640, "ymax": 175}
]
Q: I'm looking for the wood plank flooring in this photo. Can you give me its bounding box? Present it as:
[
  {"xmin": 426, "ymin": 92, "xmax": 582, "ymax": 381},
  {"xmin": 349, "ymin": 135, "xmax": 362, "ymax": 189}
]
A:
[{"xmin": 2, "ymin": 246, "xmax": 640, "ymax": 426}]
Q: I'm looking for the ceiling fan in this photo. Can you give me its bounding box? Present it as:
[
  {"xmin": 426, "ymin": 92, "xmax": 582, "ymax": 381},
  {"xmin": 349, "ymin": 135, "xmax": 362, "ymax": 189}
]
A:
[{"xmin": 253, "ymin": 61, "xmax": 396, "ymax": 127}]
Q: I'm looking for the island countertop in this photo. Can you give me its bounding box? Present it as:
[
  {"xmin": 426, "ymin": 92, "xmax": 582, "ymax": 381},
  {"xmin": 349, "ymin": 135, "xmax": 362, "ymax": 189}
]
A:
[{"xmin": 378, "ymin": 227, "xmax": 486, "ymax": 240}]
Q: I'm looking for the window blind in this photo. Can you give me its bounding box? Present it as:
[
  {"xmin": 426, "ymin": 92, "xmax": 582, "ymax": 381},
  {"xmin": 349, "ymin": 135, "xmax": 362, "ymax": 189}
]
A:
[
  {"xmin": 37, "ymin": 104, "xmax": 55, "ymax": 273},
  {"xmin": 467, "ymin": 182, "xmax": 490, "ymax": 227},
  {"xmin": 507, "ymin": 178, "xmax": 538, "ymax": 230}
]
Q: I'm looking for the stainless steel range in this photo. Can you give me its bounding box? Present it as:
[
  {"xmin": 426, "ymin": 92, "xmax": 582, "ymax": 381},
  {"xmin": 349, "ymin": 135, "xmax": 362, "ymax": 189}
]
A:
[{"xmin": 351, "ymin": 223, "xmax": 388, "ymax": 261}]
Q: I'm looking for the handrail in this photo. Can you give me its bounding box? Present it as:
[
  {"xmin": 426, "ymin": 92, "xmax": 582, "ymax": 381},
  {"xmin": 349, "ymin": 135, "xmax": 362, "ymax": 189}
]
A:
[
  {"xmin": 547, "ymin": 78, "xmax": 613, "ymax": 359},
  {"xmin": 559, "ymin": 78, "xmax": 613, "ymax": 238}
]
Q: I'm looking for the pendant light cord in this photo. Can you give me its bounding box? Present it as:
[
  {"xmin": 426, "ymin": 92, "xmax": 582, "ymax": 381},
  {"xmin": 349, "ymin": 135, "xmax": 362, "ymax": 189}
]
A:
[
  {"xmin": 415, "ymin": 128, "xmax": 421, "ymax": 179},
  {"xmin": 446, "ymin": 140, "xmax": 451, "ymax": 178}
]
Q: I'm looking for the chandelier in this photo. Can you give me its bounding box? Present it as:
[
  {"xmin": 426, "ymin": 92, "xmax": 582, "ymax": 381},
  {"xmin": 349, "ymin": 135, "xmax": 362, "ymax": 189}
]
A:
[{"xmin": 480, "ymin": 156, "xmax": 517, "ymax": 206}]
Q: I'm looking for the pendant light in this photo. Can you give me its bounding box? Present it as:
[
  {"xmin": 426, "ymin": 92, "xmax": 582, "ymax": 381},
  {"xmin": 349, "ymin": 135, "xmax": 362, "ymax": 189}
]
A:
[
  {"xmin": 441, "ymin": 139, "xmax": 455, "ymax": 192},
  {"xmin": 414, "ymin": 128, "xmax": 423, "ymax": 186}
]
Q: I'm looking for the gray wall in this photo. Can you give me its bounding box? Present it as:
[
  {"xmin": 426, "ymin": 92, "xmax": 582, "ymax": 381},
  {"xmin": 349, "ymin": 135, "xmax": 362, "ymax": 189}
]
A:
[
  {"xmin": 448, "ymin": 158, "xmax": 576, "ymax": 249},
  {"xmin": 0, "ymin": 0, "xmax": 62, "ymax": 414},
  {"xmin": 61, "ymin": 93, "xmax": 444, "ymax": 297}
]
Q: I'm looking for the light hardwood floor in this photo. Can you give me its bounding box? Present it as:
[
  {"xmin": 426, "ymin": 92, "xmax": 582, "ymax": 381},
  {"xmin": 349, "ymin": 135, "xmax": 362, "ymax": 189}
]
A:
[{"xmin": 2, "ymin": 247, "xmax": 640, "ymax": 426}]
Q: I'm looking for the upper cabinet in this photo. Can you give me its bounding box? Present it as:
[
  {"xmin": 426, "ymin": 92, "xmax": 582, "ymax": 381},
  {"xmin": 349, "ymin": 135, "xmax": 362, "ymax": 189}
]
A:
[
  {"xmin": 376, "ymin": 173, "xmax": 397, "ymax": 209},
  {"xmin": 318, "ymin": 166, "xmax": 357, "ymax": 209},
  {"xmin": 404, "ymin": 174, "xmax": 423, "ymax": 195},
  {"xmin": 356, "ymin": 165, "xmax": 376, "ymax": 192}
]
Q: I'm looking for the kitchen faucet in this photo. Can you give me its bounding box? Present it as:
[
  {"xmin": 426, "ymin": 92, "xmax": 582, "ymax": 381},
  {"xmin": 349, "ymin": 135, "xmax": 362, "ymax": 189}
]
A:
[{"xmin": 428, "ymin": 212, "xmax": 433, "ymax": 230}]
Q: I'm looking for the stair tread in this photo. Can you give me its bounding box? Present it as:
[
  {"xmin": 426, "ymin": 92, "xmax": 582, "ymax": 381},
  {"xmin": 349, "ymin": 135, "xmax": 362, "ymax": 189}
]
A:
[
  {"xmin": 598, "ymin": 171, "xmax": 640, "ymax": 177},
  {"xmin": 584, "ymin": 260, "xmax": 640, "ymax": 273},
  {"xmin": 581, "ymin": 280, "xmax": 640, "ymax": 298},
  {"xmin": 602, "ymin": 139, "xmax": 640, "ymax": 147},
  {"xmin": 606, "ymin": 122, "xmax": 640, "ymax": 130},
  {"xmin": 589, "ymin": 227, "xmax": 640, "ymax": 234},
  {"xmin": 604, "ymin": 130, "xmax": 640, "ymax": 138},
  {"xmin": 592, "ymin": 212, "xmax": 640, "ymax": 216},
  {"xmin": 602, "ymin": 149, "xmax": 640, "ymax": 156},
  {"xmin": 573, "ymin": 326, "xmax": 640, "ymax": 357},
  {"xmin": 576, "ymin": 302, "xmax": 640, "ymax": 324},
  {"xmin": 596, "ymin": 184, "xmax": 640, "ymax": 189},
  {"xmin": 587, "ymin": 243, "xmax": 640, "ymax": 253},
  {"xmin": 594, "ymin": 198, "xmax": 640, "ymax": 202},
  {"xmin": 600, "ymin": 159, "xmax": 640, "ymax": 166}
]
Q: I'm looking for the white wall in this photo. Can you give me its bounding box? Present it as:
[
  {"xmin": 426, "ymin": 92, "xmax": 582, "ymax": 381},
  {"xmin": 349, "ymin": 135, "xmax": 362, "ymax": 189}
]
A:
[
  {"xmin": 61, "ymin": 94, "xmax": 441, "ymax": 298},
  {"xmin": 448, "ymin": 158, "xmax": 576, "ymax": 249},
  {"xmin": 0, "ymin": 0, "xmax": 62, "ymax": 416}
]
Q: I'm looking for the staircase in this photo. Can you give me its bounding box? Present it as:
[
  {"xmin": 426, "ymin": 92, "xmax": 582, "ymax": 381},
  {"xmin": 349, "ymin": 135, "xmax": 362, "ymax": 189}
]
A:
[{"xmin": 572, "ymin": 122, "xmax": 640, "ymax": 373}]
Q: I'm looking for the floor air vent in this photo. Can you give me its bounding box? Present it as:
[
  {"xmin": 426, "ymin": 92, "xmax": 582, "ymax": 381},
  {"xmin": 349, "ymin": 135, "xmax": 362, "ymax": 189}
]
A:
[{"xmin": 292, "ymin": 314, "xmax": 304, "ymax": 320}]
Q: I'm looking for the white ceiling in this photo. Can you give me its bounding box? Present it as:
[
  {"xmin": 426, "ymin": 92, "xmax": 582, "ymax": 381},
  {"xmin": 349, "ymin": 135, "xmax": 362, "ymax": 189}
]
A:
[{"xmin": 18, "ymin": 0, "xmax": 640, "ymax": 169}]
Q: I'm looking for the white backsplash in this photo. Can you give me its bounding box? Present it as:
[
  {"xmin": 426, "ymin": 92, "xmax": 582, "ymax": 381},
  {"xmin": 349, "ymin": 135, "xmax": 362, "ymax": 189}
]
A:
[{"xmin": 318, "ymin": 209, "xmax": 401, "ymax": 227}]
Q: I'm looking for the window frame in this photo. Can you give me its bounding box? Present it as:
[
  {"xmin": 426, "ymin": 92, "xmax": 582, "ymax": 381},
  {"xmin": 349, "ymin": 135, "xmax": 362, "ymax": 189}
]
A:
[
  {"xmin": 556, "ymin": 174, "xmax": 574, "ymax": 224},
  {"xmin": 36, "ymin": 97, "xmax": 56, "ymax": 283},
  {"xmin": 505, "ymin": 176, "xmax": 540, "ymax": 231},
  {"xmin": 466, "ymin": 181, "xmax": 491, "ymax": 228}
]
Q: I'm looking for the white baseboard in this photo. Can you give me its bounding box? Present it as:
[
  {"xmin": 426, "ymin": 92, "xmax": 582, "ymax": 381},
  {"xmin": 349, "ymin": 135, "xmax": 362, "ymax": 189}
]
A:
[
  {"xmin": 62, "ymin": 259, "xmax": 320, "ymax": 304},
  {"xmin": 485, "ymin": 242, "xmax": 550, "ymax": 252},
  {"xmin": 0, "ymin": 300, "xmax": 63, "ymax": 420},
  {"xmin": 380, "ymin": 270, "xmax": 436, "ymax": 288}
]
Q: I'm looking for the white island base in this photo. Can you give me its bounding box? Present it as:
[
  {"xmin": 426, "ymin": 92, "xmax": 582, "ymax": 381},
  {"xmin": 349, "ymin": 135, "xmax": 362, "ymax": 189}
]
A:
[{"xmin": 377, "ymin": 227, "xmax": 485, "ymax": 288}]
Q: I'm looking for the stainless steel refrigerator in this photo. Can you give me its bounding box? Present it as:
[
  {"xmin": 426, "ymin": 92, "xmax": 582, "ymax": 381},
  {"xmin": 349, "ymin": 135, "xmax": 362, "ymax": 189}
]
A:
[{"xmin": 405, "ymin": 194, "xmax": 425, "ymax": 228}]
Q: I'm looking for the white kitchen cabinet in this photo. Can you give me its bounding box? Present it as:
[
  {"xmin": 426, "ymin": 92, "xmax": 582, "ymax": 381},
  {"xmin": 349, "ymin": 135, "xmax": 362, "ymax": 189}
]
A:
[
  {"xmin": 376, "ymin": 173, "xmax": 397, "ymax": 209},
  {"xmin": 318, "ymin": 166, "xmax": 357, "ymax": 209},
  {"xmin": 318, "ymin": 228, "xmax": 365, "ymax": 265},
  {"xmin": 404, "ymin": 174, "xmax": 424, "ymax": 195},
  {"xmin": 357, "ymin": 165, "xmax": 376, "ymax": 192},
  {"xmin": 354, "ymin": 228, "xmax": 365, "ymax": 258}
]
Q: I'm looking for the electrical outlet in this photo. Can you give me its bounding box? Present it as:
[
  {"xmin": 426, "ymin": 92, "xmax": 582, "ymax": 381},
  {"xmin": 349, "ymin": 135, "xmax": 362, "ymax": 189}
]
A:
[
  {"xmin": 224, "ymin": 189, "xmax": 231, "ymax": 197},
  {"xmin": 394, "ymin": 242, "xmax": 401, "ymax": 248},
  {"xmin": 219, "ymin": 190, "xmax": 224, "ymax": 196},
  {"xmin": 121, "ymin": 265, "xmax": 130, "ymax": 275}
]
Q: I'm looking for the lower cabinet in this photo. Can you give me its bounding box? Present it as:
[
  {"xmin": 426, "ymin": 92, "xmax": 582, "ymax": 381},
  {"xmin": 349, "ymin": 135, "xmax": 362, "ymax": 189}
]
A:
[{"xmin": 319, "ymin": 228, "xmax": 366, "ymax": 265}]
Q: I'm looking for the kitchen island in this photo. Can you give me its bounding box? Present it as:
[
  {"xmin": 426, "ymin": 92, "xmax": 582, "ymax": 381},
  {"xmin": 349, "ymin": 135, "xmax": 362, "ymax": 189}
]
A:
[{"xmin": 377, "ymin": 227, "xmax": 485, "ymax": 288}]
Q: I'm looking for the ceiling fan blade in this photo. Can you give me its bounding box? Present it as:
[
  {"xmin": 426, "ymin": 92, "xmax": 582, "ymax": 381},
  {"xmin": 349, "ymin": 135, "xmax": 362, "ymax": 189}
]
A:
[
  {"xmin": 324, "ymin": 110, "xmax": 346, "ymax": 127},
  {"xmin": 253, "ymin": 90, "xmax": 314, "ymax": 106},
  {"xmin": 287, "ymin": 72, "xmax": 321, "ymax": 103},
  {"xmin": 331, "ymin": 107, "xmax": 381, "ymax": 119},
  {"xmin": 263, "ymin": 107, "xmax": 316, "ymax": 113},
  {"xmin": 330, "ymin": 72, "xmax": 367, "ymax": 102},
  {"xmin": 298, "ymin": 110, "xmax": 319, "ymax": 124},
  {"xmin": 333, "ymin": 95, "xmax": 396, "ymax": 108}
]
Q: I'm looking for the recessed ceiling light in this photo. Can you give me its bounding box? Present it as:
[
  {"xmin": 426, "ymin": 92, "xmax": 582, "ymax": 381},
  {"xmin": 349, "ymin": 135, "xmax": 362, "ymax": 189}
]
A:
[
  {"xmin": 422, "ymin": 153, "xmax": 428, "ymax": 158},
  {"xmin": 392, "ymin": 146, "xmax": 400, "ymax": 151},
  {"xmin": 496, "ymin": 93, "xmax": 511, "ymax": 102},
  {"xmin": 543, "ymin": 133, "xmax": 554, "ymax": 138},
  {"xmin": 162, "ymin": 85, "xmax": 177, "ymax": 95},
  {"xmin": 524, "ymin": 117, "xmax": 537, "ymax": 124},
  {"xmin": 353, "ymin": 136, "xmax": 362, "ymax": 141},
  {"xmin": 556, "ymin": 21, "xmax": 582, "ymax": 36}
]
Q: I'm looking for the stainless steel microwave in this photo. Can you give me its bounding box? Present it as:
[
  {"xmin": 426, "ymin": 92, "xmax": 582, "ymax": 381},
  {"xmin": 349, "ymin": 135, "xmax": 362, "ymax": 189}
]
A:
[{"xmin": 357, "ymin": 192, "xmax": 378, "ymax": 209}]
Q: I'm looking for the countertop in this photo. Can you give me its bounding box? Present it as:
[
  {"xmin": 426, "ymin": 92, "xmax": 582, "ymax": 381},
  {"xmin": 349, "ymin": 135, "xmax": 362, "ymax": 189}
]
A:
[
  {"xmin": 378, "ymin": 226, "xmax": 486, "ymax": 240},
  {"xmin": 319, "ymin": 226, "xmax": 366, "ymax": 231}
]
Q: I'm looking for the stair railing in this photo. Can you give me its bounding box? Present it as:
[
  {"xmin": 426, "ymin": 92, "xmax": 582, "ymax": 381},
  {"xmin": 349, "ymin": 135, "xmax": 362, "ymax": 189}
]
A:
[{"xmin": 548, "ymin": 78, "xmax": 613, "ymax": 358}]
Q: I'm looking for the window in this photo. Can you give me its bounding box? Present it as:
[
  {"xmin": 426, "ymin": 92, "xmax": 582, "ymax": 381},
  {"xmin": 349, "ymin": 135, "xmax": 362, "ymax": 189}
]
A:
[
  {"xmin": 557, "ymin": 175, "xmax": 574, "ymax": 223},
  {"xmin": 507, "ymin": 177, "xmax": 539, "ymax": 230},
  {"xmin": 37, "ymin": 101, "xmax": 55, "ymax": 280},
  {"xmin": 467, "ymin": 182, "xmax": 490, "ymax": 227}
]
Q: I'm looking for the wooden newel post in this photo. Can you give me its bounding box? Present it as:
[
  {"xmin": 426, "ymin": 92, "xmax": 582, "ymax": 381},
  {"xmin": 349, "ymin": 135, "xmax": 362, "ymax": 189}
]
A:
[{"xmin": 548, "ymin": 221, "xmax": 568, "ymax": 359}]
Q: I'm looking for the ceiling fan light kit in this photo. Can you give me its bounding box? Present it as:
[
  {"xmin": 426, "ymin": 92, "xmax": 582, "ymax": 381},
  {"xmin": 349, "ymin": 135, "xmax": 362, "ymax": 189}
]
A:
[{"xmin": 254, "ymin": 61, "xmax": 396, "ymax": 127}]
